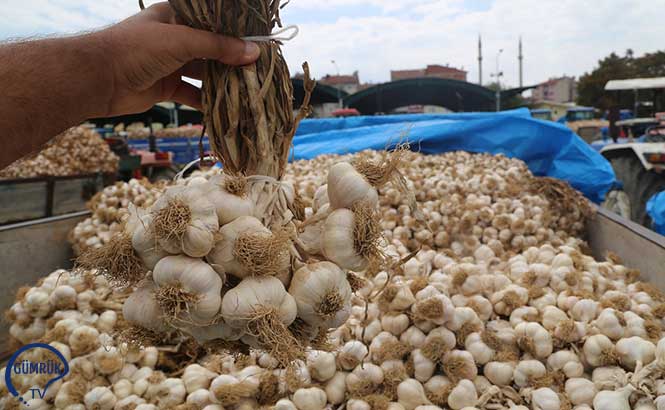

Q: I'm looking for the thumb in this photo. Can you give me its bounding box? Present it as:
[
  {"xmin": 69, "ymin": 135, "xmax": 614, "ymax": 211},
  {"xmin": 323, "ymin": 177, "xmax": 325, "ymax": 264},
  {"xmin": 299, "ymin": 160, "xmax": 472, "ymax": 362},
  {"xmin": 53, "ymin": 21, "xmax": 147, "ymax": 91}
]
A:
[{"xmin": 164, "ymin": 25, "xmax": 261, "ymax": 66}]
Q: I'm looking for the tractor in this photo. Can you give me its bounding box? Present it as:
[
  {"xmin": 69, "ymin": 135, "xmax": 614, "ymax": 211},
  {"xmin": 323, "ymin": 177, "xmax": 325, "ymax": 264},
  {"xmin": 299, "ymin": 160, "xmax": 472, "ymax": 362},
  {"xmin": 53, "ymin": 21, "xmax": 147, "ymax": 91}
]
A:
[{"xmin": 557, "ymin": 107, "xmax": 609, "ymax": 144}]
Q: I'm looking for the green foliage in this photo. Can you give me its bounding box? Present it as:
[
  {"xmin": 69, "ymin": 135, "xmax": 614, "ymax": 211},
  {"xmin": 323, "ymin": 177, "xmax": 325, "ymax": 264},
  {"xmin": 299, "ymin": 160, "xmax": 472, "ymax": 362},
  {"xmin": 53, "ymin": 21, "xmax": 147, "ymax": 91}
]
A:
[{"xmin": 577, "ymin": 50, "xmax": 665, "ymax": 112}]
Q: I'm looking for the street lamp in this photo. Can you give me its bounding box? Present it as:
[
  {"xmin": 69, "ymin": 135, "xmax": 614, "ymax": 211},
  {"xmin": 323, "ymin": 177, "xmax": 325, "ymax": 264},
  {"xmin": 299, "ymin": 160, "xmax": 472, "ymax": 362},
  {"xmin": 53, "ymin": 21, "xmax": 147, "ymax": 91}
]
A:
[
  {"xmin": 331, "ymin": 59, "xmax": 343, "ymax": 108},
  {"xmin": 491, "ymin": 49, "xmax": 504, "ymax": 112}
]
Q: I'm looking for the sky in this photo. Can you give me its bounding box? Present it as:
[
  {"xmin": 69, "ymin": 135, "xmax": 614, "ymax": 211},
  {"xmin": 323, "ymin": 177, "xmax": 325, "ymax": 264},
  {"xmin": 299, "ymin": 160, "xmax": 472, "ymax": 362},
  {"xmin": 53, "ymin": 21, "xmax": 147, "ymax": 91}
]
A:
[{"xmin": 1, "ymin": 0, "xmax": 664, "ymax": 88}]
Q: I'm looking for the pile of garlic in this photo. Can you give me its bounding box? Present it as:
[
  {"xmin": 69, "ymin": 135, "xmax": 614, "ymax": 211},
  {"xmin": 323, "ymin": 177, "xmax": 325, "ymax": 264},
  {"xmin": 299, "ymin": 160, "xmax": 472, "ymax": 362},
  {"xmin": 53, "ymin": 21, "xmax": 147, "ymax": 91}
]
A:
[
  {"xmin": 69, "ymin": 179, "xmax": 164, "ymax": 256},
  {"xmin": 6, "ymin": 150, "xmax": 665, "ymax": 410},
  {"xmin": 121, "ymin": 124, "xmax": 205, "ymax": 140},
  {"xmin": 287, "ymin": 150, "xmax": 593, "ymax": 260},
  {"xmin": 1, "ymin": 268, "xmax": 167, "ymax": 410},
  {"xmin": 0, "ymin": 126, "xmax": 119, "ymax": 180},
  {"xmin": 6, "ymin": 249, "xmax": 665, "ymax": 409}
]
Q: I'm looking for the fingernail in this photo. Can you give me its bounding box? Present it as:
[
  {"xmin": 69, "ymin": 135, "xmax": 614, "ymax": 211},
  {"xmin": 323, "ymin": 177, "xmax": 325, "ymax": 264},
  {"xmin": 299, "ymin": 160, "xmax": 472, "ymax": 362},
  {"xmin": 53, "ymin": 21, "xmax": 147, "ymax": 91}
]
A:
[{"xmin": 244, "ymin": 41, "xmax": 260, "ymax": 60}]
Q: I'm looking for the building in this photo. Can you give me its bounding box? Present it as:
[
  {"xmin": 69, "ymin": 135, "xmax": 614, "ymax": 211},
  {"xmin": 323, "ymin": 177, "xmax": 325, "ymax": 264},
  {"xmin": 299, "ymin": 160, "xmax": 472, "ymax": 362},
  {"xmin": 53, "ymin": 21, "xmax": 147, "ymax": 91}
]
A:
[
  {"xmin": 391, "ymin": 64, "xmax": 468, "ymax": 82},
  {"xmin": 530, "ymin": 101, "xmax": 576, "ymax": 121},
  {"xmin": 318, "ymin": 71, "xmax": 362, "ymax": 95},
  {"xmin": 531, "ymin": 76, "xmax": 578, "ymax": 103}
]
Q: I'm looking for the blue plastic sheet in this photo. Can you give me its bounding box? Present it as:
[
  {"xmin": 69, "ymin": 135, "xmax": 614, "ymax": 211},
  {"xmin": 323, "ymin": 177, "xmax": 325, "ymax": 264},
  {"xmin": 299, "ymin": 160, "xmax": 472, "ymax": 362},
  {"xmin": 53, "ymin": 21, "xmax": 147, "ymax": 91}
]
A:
[
  {"xmin": 293, "ymin": 108, "xmax": 616, "ymax": 203},
  {"xmin": 647, "ymin": 191, "xmax": 665, "ymax": 235}
]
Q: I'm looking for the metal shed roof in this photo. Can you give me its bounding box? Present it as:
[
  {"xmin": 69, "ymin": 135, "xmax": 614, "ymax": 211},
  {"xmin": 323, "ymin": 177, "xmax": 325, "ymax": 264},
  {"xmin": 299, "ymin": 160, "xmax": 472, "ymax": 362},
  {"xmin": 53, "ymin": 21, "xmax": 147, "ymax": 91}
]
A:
[{"xmin": 605, "ymin": 77, "xmax": 665, "ymax": 91}]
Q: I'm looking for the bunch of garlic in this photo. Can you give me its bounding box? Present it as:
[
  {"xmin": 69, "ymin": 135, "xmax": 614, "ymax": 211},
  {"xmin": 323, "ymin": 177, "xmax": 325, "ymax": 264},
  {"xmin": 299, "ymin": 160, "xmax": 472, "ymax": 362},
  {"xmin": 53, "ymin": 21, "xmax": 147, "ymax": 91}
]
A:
[
  {"xmin": 0, "ymin": 126, "xmax": 119, "ymax": 180},
  {"xmin": 113, "ymin": 157, "xmax": 389, "ymax": 364}
]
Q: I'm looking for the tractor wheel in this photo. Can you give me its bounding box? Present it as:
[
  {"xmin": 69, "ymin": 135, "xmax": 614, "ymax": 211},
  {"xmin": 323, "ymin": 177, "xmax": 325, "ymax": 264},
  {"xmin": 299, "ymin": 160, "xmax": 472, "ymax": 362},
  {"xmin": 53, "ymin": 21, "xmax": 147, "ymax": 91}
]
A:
[
  {"xmin": 601, "ymin": 190, "xmax": 631, "ymax": 220},
  {"xmin": 609, "ymin": 153, "xmax": 665, "ymax": 226}
]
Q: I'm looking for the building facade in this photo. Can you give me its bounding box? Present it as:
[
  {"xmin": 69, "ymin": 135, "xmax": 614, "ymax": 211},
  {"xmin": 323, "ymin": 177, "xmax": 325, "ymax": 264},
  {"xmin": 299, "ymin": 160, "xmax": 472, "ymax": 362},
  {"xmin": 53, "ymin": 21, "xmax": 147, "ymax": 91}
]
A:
[
  {"xmin": 531, "ymin": 76, "xmax": 578, "ymax": 103},
  {"xmin": 319, "ymin": 71, "xmax": 362, "ymax": 95},
  {"xmin": 391, "ymin": 64, "xmax": 468, "ymax": 82}
]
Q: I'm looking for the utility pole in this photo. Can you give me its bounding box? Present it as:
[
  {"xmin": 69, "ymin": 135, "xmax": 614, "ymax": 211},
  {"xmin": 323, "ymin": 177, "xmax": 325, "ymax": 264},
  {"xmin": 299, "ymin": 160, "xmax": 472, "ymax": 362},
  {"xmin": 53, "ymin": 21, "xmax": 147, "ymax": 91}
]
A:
[
  {"xmin": 518, "ymin": 37, "xmax": 524, "ymax": 88},
  {"xmin": 478, "ymin": 35, "xmax": 483, "ymax": 86},
  {"xmin": 331, "ymin": 60, "xmax": 343, "ymax": 108},
  {"xmin": 491, "ymin": 49, "xmax": 504, "ymax": 112}
]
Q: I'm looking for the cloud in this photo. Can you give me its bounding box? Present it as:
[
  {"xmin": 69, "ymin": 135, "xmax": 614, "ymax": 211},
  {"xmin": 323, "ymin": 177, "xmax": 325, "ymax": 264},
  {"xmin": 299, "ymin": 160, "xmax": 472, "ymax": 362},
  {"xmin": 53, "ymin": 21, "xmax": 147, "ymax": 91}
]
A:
[
  {"xmin": 282, "ymin": 0, "xmax": 665, "ymax": 87},
  {"xmin": 1, "ymin": 0, "xmax": 664, "ymax": 89}
]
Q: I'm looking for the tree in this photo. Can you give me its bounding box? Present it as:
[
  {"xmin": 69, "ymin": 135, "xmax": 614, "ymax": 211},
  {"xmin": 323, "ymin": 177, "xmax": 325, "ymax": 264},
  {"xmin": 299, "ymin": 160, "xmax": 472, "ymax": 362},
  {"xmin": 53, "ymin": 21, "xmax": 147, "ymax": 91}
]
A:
[
  {"xmin": 485, "ymin": 82, "xmax": 526, "ymax": 110},
  {"xmin": 577, "ymin": 52, "xmax": 634, "ymax": 110},
  {"xmin": 577, "ymin": 50, "xmax": 665, "ymax": 112}
]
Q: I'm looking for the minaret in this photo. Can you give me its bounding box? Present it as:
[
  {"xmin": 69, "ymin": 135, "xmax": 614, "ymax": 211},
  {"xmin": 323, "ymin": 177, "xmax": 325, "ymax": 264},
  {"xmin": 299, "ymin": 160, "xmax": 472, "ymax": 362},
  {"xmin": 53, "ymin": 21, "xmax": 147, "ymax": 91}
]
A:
[
  {"xmin": 518, "ymin": 36, "xmax": 524, "ymax": 87},
  {"xmin": 478, "ymin": 35, "xmax": 483, "ymax": 85}
]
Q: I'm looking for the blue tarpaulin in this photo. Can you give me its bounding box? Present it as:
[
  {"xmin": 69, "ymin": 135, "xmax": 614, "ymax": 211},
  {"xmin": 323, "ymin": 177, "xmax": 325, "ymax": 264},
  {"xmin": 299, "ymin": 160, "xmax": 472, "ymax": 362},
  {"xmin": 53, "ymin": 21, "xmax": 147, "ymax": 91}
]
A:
[
  {"xmin": 647, "ymin": 191, "xmax": 665, "ymax": 235},
  {"xmin": 293, "ymin": 108, "xmax": 617, "ymax": 203}
]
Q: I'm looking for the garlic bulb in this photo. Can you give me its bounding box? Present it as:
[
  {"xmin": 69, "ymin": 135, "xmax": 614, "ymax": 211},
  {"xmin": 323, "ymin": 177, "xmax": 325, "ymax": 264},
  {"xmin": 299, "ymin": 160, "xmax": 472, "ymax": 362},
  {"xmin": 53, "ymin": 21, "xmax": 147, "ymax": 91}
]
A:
[
  {"xmin": 221, "ymin": 276, "xmax": 298, "ymax": 363},
  {"xmin": 208, "ymin": 215, "xmax": 290, "ymax": 279},
  {"xmin": 187, "ymin": 389, "xmax": 213, "ymax": 407},
  {"xmin": 307, "ymin": 351, "xmax": 336, "ymax": 382},
  {"xmin": 412, "ymin": 349, "xmax": 436, "ymax": 382},
  {"xmin": 547, "ymin": 350, "xmax": 584, "ymax": 378},
  {"xmin": 84, "ymin": 386, "xmax": 117, "ymax": 410},
  {"xmin": 346, "ymin": 363, "xmax": 383, "ymax": 396},
  {"xmin": 324, "ymin": 371, "xmax": 347, "ymax": 404},
  {"xmin": 127, "ymin": 205, "xmax": 169, "ymax": 271},
  {"xmin": 182, "ymin": 364, "xmax": 216, "ymax": 393},
  {"xmin": 275, "ymin": 399, "xmax": 298, "ymax": 410},
  {"xmin": 583, "ymin": 334, "xmax": 618, "ymax": 367},
  {"xmin": 206, "ymin": 174, "xmax": 255, "ymax": 225},
  {"xmin": 322, "ymin": 207, "xmax": 378, "ymax": 272},
  {"xmin": 327, "ymin": 162, "xmax": 378, "ymax": 210},
  {"xmin": 150, "ymin": 185, "xmax": 219, "ymax": 257},
  {"xmin": 515, "ymin": 322, "xmax": 553, "ymax": 359},
  {"xmin": 484, "ymin": 361, "xmax": 515, "ymax": 386},
  {"xmin": 337, "ymin": 340, "xmax": 369, "ymax": 370},
  {"xmin": 530, "ymin": 387, "xmax": 559, "ymax": 410},
  {"xmin": 93, "ymin": 346, "xmax": 124, "ymax": 375},
  {"xmin": 513, "ymin": 360, "xmax": 546, "ymax": 387},
  {"xmin": 288, "ymin": 262, "xmax": 352, "ymax": 328},
  {"xmin": 592, "ymin": 366, "xmax": 628, "ymax": 390},
  {"xmin": 397, "ymin": 378, "xmax": 432, "ymax": 410},
  {"xmin": 615, "ymin": 336, "xmax": 656, "ymax": 370},
  {"xmin": 152, "ymin": 256, "xmax": 223, "ymax": 325},
  {"xmin": 122, "ymin": 281, "xmax": 167, "ymax": 332},
  {"xmin": 593, "ymin": 386, "xmax": 634, "ymax": 410},
  {"xmin": 565, "ymin": 378, "xmax": 596, "ymax": 406},
  {"xmin": 442, "ymin": 350, "xmax": 477, "ymax": 382},
  {"xmin": 292, "ymin": 387, "xmax": 327, "ymax": 410},
  {"xmin": 448, "ymin": 380, "xmax": 477, "ymax": 410},
  {"xmin": 154, "ymin": 378, "xmax": 187, "ymax": 407}
]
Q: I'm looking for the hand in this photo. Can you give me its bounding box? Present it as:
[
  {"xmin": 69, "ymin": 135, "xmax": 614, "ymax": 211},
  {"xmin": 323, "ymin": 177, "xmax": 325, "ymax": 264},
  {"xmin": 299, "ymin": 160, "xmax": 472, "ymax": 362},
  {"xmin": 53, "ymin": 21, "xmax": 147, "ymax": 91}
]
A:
[{"xmin": 97, "ymin": 2, "xmax": 260, "ymax": 116}]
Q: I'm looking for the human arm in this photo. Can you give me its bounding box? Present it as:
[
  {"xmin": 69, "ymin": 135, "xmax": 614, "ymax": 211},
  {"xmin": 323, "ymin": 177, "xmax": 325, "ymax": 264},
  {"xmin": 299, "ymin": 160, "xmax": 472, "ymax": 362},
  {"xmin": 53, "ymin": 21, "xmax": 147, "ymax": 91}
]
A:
[{"xmin": 0, "ymin": 2, "xmax": 260, "ymax": 169}]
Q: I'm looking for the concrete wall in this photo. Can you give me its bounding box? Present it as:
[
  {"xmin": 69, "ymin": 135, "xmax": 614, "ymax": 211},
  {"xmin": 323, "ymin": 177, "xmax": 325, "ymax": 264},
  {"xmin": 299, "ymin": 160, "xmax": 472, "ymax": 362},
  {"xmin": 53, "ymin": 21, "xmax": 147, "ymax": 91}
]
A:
[{"xmin": 0, "ymin": 212, "xmax": 89, "ymax": 341}]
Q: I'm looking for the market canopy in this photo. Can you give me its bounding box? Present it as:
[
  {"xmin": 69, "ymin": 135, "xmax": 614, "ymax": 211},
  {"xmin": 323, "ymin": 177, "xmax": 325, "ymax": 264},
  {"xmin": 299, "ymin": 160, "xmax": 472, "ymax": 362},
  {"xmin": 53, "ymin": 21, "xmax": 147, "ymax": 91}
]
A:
[
  {"xmin": 344, "ymin": 78, "xmax": 497, "ymax": 114},
  {"xmin": 292, "ymin": 78, "xmax": 347, "ymax": 107},
  {"xmin": 605, "ymin": 77, "xmax": 665, "ymax": 91}
]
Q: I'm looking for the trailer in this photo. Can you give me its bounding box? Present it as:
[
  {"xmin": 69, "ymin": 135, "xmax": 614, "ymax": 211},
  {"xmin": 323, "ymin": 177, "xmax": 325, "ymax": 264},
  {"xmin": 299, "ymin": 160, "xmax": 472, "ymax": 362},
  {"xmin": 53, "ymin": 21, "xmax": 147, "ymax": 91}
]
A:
[
  {"xmin": 0, "ymin": 173, "xmax": 113, "ymax": 225},
  {"xmin": 1, "ymin": 206, "xmax": 663, "ymax": 344}
]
